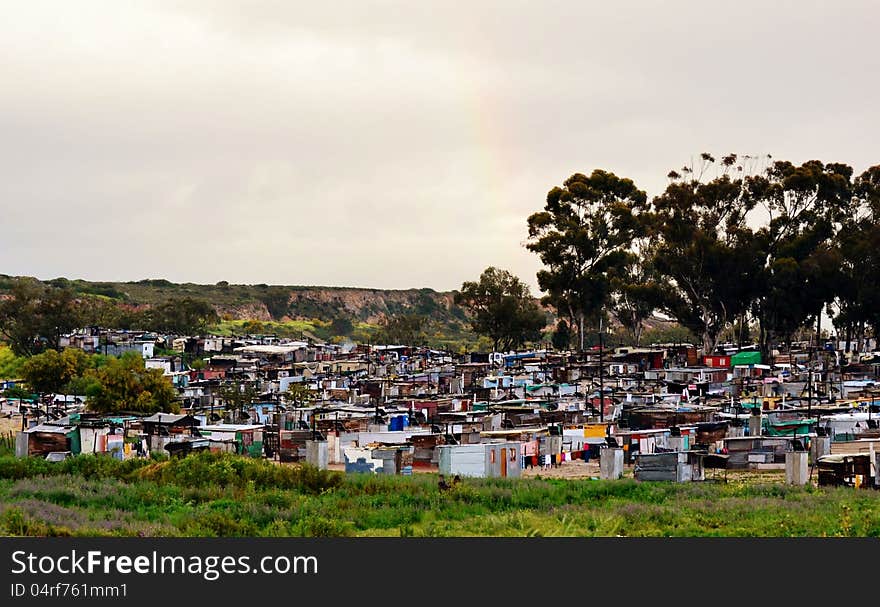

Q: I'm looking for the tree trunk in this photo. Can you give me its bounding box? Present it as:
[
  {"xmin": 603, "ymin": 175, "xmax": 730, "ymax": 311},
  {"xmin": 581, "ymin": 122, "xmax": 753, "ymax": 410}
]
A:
[
  {"xmin": 758, "ymin": 317, "xmax": 770, "ymax": 365},
  {"xmin": 702, "ymin": 331, "xmax": 713, "ymax": 358},
  {"xmin": 578, "ymin": 313, "xmax": 585, "ymax": 352}
]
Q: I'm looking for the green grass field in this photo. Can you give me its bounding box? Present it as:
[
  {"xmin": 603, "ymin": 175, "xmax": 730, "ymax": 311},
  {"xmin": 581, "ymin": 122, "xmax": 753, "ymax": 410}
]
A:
[{"xmin": 1, "ymin": 453, "xmax": 878, "ymax": 537}]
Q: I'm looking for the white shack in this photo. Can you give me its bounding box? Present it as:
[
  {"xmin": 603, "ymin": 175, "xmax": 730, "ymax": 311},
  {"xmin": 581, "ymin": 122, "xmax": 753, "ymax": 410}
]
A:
[{"xmin": 438, "ymin": 442, "xmax": 521, "ymax": 478}]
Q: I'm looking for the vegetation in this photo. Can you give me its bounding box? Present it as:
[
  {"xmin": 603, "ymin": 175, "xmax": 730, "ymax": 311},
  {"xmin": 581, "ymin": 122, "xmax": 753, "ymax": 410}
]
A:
[
  {"xmin": 0, "ymin": 345, "xmax": 25, "ymax": 379},
  {"xmin": 84, "ymin": 352, "xmax": 179, "ymax": 414},
  {"xmin": 142, "ymin": 298, "xmax": 219, "ymax": 335},
  {"xmin": 527, "ymin": 157, "xmax": 880, "ymax": 357},
  {"xmin": 20, "ymin": 348, "xmax": 93, "ymax": 395},
  {"xmin": 0, "ymin": 277, "xmax": 481, "ymax": 351},
  {"xmin": 526, "ymin": 170, "xmax": 647, "ymax": 350},
  {"xmin": 0, "ymin": 452, "xmax": 877, "ymax": 537},
  {"xmin": 455, "ymin": 267, "xmax": 547, "ymax": 352},
  {"xmin": 377, "ymin": 314, "xmax": 434, "ymax": 346},
  {"xmin": 216, "ymin": 382, "xmax": 260, "ymax": 421},
  {"xmin": 14, "ymin": 349, "xmax": 175, "ymax": 413},
  {"xmin": 0, "ymin": 279, "xmax": 83, "ymax": 356}
]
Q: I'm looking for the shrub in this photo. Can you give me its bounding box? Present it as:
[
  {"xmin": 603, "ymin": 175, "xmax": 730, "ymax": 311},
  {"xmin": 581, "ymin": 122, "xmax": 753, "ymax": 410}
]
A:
[{"xmin": 134, "ymin": 452, "xmax": 343, "ymax": 493}]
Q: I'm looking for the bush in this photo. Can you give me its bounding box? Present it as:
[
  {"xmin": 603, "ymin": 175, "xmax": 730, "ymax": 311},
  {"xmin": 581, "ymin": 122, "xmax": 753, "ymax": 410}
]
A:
[
  {"xmin": 0, "ymin": 454, "xmax": 160, "ymax": 481},
  {"xmin": 134, "ymin": 452, "xmax": 343, "ymax": 494},
  {"xmin": 290, "ymin": 515, "xmax": 353, "ymax": 537}
]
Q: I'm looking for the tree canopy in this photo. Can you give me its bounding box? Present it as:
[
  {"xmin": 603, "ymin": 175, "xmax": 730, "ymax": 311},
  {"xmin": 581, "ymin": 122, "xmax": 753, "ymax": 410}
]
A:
[
  {"xmin": 0, "ymin": 279, "xmax": 83, "ymax": 356},
  {"xmin": 454, "ymin": 267, "xmax": 547, "ymax": 352},
  {"xmin": 377, "ymin": 314, "xmax": 432, "ymax": 346},
  {"xmin": 648, "ymin": 159, "xmax": 762, "ymax": 354},
  {"xmin": 527, "ymin": 156, "xmax": 880, "ymax": 359},
  {"xmin": 526, "ymin": 170, "xmax": 646, "ymax": 349},
  {"xmin": 85, "ymin": 352, "xmax": 179, "ymax": 414},
  {"xmin": 21, "ymin": 348, "xmax": 92, "ymax": 395}
]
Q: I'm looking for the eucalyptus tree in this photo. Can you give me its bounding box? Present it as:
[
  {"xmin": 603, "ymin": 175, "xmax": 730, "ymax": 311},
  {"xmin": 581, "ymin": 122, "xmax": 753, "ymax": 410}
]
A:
[
  {"xmin": 526, "ymin": 170, "xmax": 647, "ymax": 350},
  {"xmin": 745, "ymin": 159, "xmax": 855, "ymax": 357},
  {"xmin": 455, "ymin": 267, "xmax": 546, "ymax": 352},
  {"xmin": 649, "ymin": 154, "xmax": 762, "ymax": 354}
]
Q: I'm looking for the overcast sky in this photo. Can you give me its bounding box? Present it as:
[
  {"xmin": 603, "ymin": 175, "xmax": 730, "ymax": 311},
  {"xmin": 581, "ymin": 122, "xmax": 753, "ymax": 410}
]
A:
[{"xmin": 2, "ymin": 1, "xmax": 878, "ymax": 293}]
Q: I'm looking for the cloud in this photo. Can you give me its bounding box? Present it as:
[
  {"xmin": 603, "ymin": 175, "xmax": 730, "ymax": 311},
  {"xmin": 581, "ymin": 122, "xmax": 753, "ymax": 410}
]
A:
[{"xmin": 0, "ymin": 1, "xmax": 878, "ymax": 291}]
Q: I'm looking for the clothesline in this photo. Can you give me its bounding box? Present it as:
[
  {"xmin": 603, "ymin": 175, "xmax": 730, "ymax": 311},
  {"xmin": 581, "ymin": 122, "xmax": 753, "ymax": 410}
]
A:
[{"xmin": 522, "ymin": 449, "xmax": 592, "ymax": 469}]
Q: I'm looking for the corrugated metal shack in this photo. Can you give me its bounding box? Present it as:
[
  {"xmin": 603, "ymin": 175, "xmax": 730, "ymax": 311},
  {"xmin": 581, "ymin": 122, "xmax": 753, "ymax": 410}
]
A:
[
  {"xmin": 200, "ymin": 424, "xmax": 265, "ymax": 458},
  {"xmin": 16, "ymin": 424, "xmax": 78, "ymax": 458},
  {"xmin": 370, "ymin": 445, "xmax": 414, "ymax": 475},
  {"xmin": 612, "ymin": 427, "xmax": 698, "ymax": 464},
  {"xmin": 409, "ymin": 433, "xmax": 444, "ymax": 469},
  {"xmin": 817, "ymin": 453, "xmax": 875, "ymax": 488},
  {"xmin": 721, "ymin": 436, "xmax": 799, "ymax": 469},
  {"xmin": 438, "ymin": 442, "xmax": 521, "ymax": 478},
  {"xmin": 634, "ymin": 451, "xmax": 705, "ymax": 482},
  {"xmin": 278, "ymin": 429, "xmax": 315, "ymax": 462},
  {"xmin": 624, "ymin": 407, "xmax": 716, "ymax": 430}
]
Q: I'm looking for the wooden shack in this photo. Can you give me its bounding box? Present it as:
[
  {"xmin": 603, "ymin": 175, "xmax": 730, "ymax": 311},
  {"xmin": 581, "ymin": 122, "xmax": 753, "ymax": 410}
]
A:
[
  {"xmin": 817, "ymin": 454, "xmax": 875, "ymax": 488},
  {"xmin": 16, "ymin": 424, "xmax": 78, "ymax": 458},
  {"xmin": 721, "ymin": 436, "xmax": 800, "ymax": 469}
]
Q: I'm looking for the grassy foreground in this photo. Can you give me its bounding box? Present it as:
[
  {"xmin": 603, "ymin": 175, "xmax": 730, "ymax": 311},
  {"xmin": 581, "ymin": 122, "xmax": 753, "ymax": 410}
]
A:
[{"xmin": 0, "ymin": 453, "xmax": 878, "ymax": 537}]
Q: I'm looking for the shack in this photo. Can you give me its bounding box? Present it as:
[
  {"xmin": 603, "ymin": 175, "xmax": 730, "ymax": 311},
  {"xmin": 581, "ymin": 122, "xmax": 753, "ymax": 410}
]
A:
[
  {"xmin": 612, "ymin": 427, "xmax": 697, "ymax": 464},
  {"xmin": 343, "ymin": 446, "xmax": 382, "ymax": 473},
  {"xmin": 199, "ymin": 424, "xmax": 265, "ymax": 458},
  {"xmin": 141, "ymin": 413, "xmax": 201, "ymax": 455},
  {"xmin": 634, "ymin": 451, "xmax": 706, "ymax": 482},
  {"xmin": 278, "ymin": 429, "xmax": 315, "ymax": 462},
  {"xmin": 438, "ymin": 442, "xmax": 521, "ymax": 478},
  {"xmin": 15, "ymin": 424, "xmax": 78, "ymax": 458},
  {"xmin": 409, "ymin": 433, "xmax": 444, "ymax": 469},
  {"xmin": 370, "ymin": 445, "xmax": 414, "ymax": 475},
  {"xmin": 817, "ymin": 453, "xmax": 875, "ymax": 488},
  {"xmin": 721, "ymin": 436, "xmax": 801, "ymax": 469}
]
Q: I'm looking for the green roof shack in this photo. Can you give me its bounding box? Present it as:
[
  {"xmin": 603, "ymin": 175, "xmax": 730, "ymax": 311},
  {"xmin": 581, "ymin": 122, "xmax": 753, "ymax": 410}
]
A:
[{"xmin": 730, "ymin": 351, "xmax": 762, "ymax": 367}]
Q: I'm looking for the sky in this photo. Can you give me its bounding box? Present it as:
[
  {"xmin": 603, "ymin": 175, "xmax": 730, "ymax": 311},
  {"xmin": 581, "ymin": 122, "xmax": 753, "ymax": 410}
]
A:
[{"xmin": 2, "ymin": 1, "xmax": 878, "ymax": 293}]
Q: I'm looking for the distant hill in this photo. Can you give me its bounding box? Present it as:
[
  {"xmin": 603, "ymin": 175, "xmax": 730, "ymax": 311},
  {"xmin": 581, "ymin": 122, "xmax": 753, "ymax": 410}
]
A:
[{"xmin": 0, "ymin": 275, "xmax": 470, "ymax": 326}]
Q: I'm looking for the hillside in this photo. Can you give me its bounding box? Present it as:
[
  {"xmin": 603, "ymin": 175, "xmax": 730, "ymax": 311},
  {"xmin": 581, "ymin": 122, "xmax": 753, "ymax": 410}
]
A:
[
  {"xmin": 0, "ymin": 275, "xmax": 492, "ymax": 348},
  {"xmin": 0, "ymin": 275, "xmax": 466, "ymax": 324}
]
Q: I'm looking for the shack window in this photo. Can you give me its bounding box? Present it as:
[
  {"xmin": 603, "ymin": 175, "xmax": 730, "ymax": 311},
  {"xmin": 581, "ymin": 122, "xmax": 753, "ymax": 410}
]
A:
[
  {"xmin": 490, "ymin": 449, "xmax": 496, "ymax": 464},
  {"xmin": 510, "ymin": 448, "xmax": 516, "ymax": 461}
]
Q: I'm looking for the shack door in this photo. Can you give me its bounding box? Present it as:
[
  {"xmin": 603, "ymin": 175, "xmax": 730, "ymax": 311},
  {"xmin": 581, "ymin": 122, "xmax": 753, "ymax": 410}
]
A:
[{"xmin": 500, "ymin": 448, "xmax": 507, "ymax": 477}]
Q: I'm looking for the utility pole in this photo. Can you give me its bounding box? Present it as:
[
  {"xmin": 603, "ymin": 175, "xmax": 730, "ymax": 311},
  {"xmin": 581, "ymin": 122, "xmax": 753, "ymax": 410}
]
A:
[
  {"xmin": 806, "ymin": 345, "xmax": 812, "ymax": 419},
  {"xmin": 599, "ymin": 317, "xmax": 605, "ymax": 425}
]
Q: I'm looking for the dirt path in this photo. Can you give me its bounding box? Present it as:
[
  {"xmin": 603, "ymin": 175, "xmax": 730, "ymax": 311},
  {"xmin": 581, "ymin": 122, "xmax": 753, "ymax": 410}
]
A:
[{"xmin": 522, "ymin": 459, "xmax": 789, "ymax": 484}]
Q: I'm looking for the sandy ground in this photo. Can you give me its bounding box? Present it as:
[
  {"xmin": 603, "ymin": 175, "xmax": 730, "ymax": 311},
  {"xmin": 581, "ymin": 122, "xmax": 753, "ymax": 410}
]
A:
[
  {"xmin": 521, "ymin": 459, "xmax": 789, "ymax": 484},
  {"xmin": 522, "ymin": 459, "xmax": 602, "ymax": 479},
  {"xmin": 0, "ymin": 413, "xmax": 22, "ymax": 435},
  {"xmin": 324, "ymin": 458, "xmax": 788, "ymax": 484}
]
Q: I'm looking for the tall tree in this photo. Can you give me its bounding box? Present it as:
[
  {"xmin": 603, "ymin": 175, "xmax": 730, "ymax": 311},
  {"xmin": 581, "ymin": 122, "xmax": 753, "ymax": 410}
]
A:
[
  {"xmin": 377, "ymin": 314, "xmax": 432, "ymax": 346},
  {"xmin": 551, "ymin": 319, "xmax": 572, "ymax": 351},
  {"xmin": 745, "ymin": 159, "xmax": 855, "ymax": 358},
  {"xmin": 834, "ymin": 165, "xmax": 880, "ymax": 350},
  {"xmin": 526, "ymin": 170, "xmax": 646, "ymax": 350},
  {"xmin": 609, "ymin": 253, "xmax": 663, "ymax": 346},
  {"xmin": 454, "ymin": 267, "xmax": 546, "ymax": 352},
  {"xmin": 649, "ymin": 154, "xmax": 762, "ymax": 354},
  {"xmin": 145, "ymin": 298, "xmax": 219, "ymax": 335},
  {"xmin": 217, "ymin": 381, "xmax": 261, "ymax": 422},
  {"xmin": 285, "ymin": 382, "xmax": 317, "ymax": 407},
  {"xmin": 0, "ymin": 279, "xmax": 83, "ymax": 356}
]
